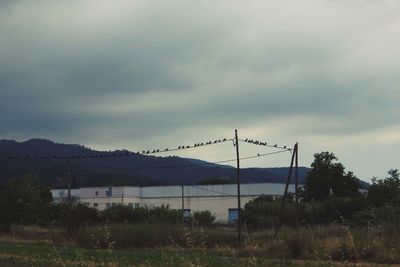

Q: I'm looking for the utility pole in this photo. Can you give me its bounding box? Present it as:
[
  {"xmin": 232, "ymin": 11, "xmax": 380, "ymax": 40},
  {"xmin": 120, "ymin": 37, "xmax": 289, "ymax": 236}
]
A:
[
  {"xmin": 281, "ymin": 144, "xmax": 296, "ymax": 210},
  {"xmin": 181, "ymin": 185, "xmax": 185, "ymax": 224},
  {"xmin": 235, "ymin": 129, "xmax": 242, "ymax": 246},
  {"xmin": 295, "ymin": 143, "xmax": 299, "ymax": 207},
  {"xmin": 66, "ymin": 160, "xmax": 72, "ymax": 234},
  {"xmin": 67, "ymin": 160, "xmax": 71, "ymax": 205}
]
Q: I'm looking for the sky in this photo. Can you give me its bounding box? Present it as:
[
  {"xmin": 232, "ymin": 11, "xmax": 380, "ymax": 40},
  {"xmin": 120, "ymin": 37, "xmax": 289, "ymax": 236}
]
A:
[{"xmin": 1, "ymin": 0, "xmax": 399, "ymax": 182}]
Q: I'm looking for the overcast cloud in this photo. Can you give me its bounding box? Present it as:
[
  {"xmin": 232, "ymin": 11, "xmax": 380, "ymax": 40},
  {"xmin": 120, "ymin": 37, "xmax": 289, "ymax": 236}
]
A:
[{"xmin": 1, "ymin": 0, "xmax": 399, "ymax": 181}]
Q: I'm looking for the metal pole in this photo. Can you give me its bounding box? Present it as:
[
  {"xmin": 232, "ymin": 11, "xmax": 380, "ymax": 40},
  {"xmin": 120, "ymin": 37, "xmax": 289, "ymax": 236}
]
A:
[{"xmin": 235, "ymin": 129, "xmax": 241, "ymax": 245}]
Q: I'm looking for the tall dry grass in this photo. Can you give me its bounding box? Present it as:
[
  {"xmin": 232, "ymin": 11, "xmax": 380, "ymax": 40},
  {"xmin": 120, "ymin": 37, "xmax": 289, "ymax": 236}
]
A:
[{"xmin": 1, "ymin": 223, "xmax": 400, "ymax": 264}]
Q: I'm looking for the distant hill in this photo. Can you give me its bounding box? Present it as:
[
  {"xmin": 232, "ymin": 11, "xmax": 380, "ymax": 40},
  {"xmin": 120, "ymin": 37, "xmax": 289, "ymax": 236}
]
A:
[{"xmin": 0, "ymin": 138, "xmax": 311, "ymax": 188}]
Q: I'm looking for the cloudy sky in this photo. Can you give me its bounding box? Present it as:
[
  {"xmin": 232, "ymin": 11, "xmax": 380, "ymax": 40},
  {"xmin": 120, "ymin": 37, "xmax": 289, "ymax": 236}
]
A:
[{"xmin": 1, "ymin": 1, "xmax": 399, "ymax": 181}]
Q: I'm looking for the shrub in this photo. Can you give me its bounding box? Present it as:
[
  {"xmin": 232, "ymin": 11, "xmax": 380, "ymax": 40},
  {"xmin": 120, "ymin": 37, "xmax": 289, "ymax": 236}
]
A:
[
  {"xmin": 99, "ymin": 205, "xmax": 136, "ymax": 223},
  {"xmin": 54, "ymin": 203, "xmax": 98, "ymax": 230},
  {"xmin": 98, "ymin": 204, "xmax": 182, "ymax": 224},
  {"xmin": 192, "ymin": 211, "xmax": 216, "ymax": 226},
  {"xmin": 148, "ymin": 205, "xmax": 182, "ymax": 224}
]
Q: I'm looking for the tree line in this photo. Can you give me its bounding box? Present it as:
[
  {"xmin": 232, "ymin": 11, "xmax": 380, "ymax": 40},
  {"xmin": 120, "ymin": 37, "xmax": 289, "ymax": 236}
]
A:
[
  {"xmin": 243, "ymin": 152, "xmax": 400, "ymax": 228},
  {"xmin": 0, "ymin": 151, "xmax": 399, "ymax": 231}
]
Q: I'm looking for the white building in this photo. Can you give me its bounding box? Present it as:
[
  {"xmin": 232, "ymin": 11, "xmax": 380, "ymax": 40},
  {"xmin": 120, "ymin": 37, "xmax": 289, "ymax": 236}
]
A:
[{"xmin": 51, "ymin": 183, "xmax": 296, "ymax": 223}]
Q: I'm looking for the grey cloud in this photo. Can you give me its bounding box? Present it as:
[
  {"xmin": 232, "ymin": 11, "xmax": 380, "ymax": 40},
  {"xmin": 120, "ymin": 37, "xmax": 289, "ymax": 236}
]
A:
[{"xmin": 0, "ymin": 0, "xmax": 399, "ymax": 179}]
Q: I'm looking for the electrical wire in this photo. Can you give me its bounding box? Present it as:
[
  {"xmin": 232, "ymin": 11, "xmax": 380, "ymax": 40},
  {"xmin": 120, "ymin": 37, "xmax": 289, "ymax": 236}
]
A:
[
  {"xmin": 71, "ymin": 149, "xmax": 289, "ymax": 171},
  {"xmin": 239, "ymin": 138, "xmax": 291, "ymax": 151},
  {"xmin": 0, "ymin": 137, "xmax": 234, "ymax": 160}
]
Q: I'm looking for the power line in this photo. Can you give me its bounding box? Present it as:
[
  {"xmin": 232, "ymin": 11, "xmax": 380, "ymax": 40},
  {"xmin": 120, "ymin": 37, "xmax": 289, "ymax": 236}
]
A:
[
  {"xmin": 71, "ymin": 149, "xmax": 289, "ymax": 171},
  {"xmin": 0, "ymin": 137, "xmax": 234, "ymax": 160},
  {"xmin": 239, "ymin": 138, "xmax": 291, "ymax": 151},
  {"xmin": 191, "ymin": 185, "xmax": 236, "ymax": 197},
  {"xmin": 0, "ymin": 137, "xmax": 291, "ymax": 160}
]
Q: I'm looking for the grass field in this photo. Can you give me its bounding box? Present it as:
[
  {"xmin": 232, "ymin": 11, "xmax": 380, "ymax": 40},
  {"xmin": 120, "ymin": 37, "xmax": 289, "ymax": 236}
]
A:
[
  {"xmin": 1, "ymin": 224, "xmax": 399, "ymax": 266},
  {"xmin": 0, "ymin": 241, "xmax": 394, "ymax": 267}
]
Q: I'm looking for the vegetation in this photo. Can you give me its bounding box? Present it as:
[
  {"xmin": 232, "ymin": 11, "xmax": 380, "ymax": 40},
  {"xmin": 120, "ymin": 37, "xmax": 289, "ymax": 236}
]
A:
[
  {"xmin": 1, "ymin": 223, "xmax": 400, "ymax": 265},
  {"xmin": 1, "ymin": 150, "xmax": 399, "ymax": 265},
  {"xmin": 0, "ymin": 175, "xmax": 53, "ymax": 231},
  {"xmin": 303, "ymin": 152, "xmax": 360, "ymax": 201},
  {"xmin": 3, "ymin": 241, "xmax": 388, "ymax": 267},
  {"xmin": 368, "ymin": 169, "xmax": 400, "ymax": 207}
]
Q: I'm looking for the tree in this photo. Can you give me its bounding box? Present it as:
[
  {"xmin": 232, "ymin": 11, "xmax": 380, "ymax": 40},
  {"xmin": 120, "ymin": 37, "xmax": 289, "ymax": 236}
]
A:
[
  {"xmin": 368, "ymin": 169, "xmax": 400, "ymax": 206},
  {"xmin": 0, "ymin": 175, "xmax": 53, "ymax": 230},
  {"xmin": 303, "ymin": 152, "xmax": 360, "ymax": 201}
]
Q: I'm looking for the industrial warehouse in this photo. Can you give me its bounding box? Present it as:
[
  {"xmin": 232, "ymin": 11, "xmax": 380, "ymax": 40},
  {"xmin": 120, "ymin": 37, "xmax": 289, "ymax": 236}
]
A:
[{"xmin": 51, "ymin": 183, "xmax": 296, "ymax": 223}]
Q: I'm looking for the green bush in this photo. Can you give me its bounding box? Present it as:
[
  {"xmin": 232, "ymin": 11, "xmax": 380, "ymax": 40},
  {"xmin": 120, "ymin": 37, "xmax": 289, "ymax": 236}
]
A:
[
  {"xmin": 54, "ymin": 203, "xmax": 99, "ymax": 230},
  {"xmin": 148, "ymin": 205, "xmax": 182, "ymax": 224},
  {"xmin": 98, "ymin": 204, "xmax": 181, "ymax": 224},
  {"xmin": 76, "ymin": 223, "xmax": 235, "ymax": 248},
  {"xmin": 192, "ymin": 210, "xmax": 216, "ymax": 226},
  {"xmin": 242, "ymin": 195, "xmax": 368, "ymax": 228},
  {"xmin": 99, "ymin": 205, "xmax": 136, "ymax": 223}
]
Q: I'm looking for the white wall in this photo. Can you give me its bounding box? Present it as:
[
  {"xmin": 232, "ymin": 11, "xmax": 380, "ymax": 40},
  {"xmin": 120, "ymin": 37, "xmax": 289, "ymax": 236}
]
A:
[{"xmin": 51, "ymin": 183, "xmax": 297, "ymax": 222}]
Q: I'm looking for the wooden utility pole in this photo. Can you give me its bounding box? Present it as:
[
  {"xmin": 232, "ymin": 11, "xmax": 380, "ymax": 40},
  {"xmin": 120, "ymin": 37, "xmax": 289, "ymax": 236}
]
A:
[
  {"xmin": 235, "ymin": 129, "xmax": 242, "ymax": 246},
  {"xmin": 181, "ymin": 185, "xmax": 185, "ymax": 224},
  {"xmin": 281, "ymin": 145, "xmax": 296, "ymax": 210},
  {"xmin": 295, "ymin": 143, "xmax": 299, "ymax": 207},
  {"xmin": 67, "ymin": 160, "xmax": 71, "ymax": 204},
  {"xmin": 66, "ymin": 160, "xmax": 72, "ymax": 234}
]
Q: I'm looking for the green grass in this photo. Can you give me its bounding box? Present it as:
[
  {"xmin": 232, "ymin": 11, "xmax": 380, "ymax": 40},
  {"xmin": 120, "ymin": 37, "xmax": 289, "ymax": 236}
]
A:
[
  {"xmin": 3, "ymin": 224, "xmax": 400, "ymax": 265},
  {"xmin": 0, "ymin": 241, "xmax": 390, "ymax": 267}
]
